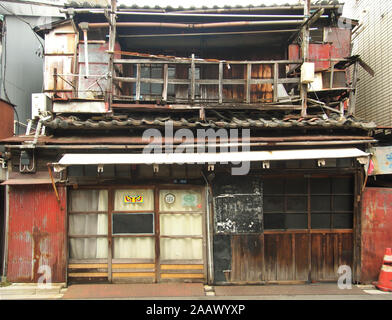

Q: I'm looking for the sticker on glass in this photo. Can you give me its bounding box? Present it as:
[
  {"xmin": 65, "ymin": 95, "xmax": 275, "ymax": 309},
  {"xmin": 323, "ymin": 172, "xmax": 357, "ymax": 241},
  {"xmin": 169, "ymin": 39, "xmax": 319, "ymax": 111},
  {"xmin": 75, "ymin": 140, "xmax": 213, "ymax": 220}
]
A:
[
  {"xmin": 182, "ymin": 193, "xmax": 198, "ymax": 207},
  {"xmin": 164, "ymin": 193, "xmax": 176, "ymax": 204},
  {"xmin": 124, "ymin": 195, "xmax": 144, "ymax": 203}
]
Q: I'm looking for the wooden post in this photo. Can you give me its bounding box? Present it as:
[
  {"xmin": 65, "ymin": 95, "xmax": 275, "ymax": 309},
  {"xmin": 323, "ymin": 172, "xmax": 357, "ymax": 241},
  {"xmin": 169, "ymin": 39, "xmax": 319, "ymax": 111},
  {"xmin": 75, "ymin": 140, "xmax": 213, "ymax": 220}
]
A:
[
  {"xmin": 135, "ymin": 64, "xmax": 141, "ymax": 101},
  {"xmin": 218, "ymin": 62, "xmax": 223, "ymax": 104},
  {"xmin": 53, "ymin": 68, "xmax": 58, "ymax": 96},
  {"xmin": 246, "ymin": 63, "xmax": 251, "ymax": 104},
  {"xmin": 106, "ymin": 0, "xmax": 117, "ymax": 111},
  {"xmin": 273, "ymin": 63, "xmax": 279, "ymax": 103},
  {"xmin": 191, "ymin": 54, "xmax": 196, "ymax": 103},
  {"xmin": 162, "ymin": 63, "xmax": 168, "ymax": 102},
  {"xmin": 300, "ymin": 0, "xmax": 311, "ymax": 117},
  {"xmin": 348, "ymin": 60, "xmax": 359, "ymax": 116}
]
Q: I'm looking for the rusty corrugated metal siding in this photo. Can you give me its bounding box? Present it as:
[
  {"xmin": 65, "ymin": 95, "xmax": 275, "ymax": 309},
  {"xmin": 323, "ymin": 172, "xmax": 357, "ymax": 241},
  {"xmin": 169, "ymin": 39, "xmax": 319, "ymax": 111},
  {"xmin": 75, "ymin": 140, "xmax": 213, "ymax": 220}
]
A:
[
  {"xmin": 0, "ymin": 100, "xmax": 14, "ymax": 140},
  {"xmin": 361, "ymin": 187, "xmax": 392, "ymax": 283},
  {"xmin": 7, "ymin": 185, "xmax": 66, "ymax": 283}
]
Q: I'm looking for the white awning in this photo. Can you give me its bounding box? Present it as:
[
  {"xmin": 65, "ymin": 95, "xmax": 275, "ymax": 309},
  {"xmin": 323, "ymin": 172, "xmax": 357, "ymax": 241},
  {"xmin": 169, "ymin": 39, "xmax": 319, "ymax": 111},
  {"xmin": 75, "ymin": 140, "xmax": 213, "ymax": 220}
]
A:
[{"xmin": 54, "ymin": 148, "xmax": 369, "ymax": 169}]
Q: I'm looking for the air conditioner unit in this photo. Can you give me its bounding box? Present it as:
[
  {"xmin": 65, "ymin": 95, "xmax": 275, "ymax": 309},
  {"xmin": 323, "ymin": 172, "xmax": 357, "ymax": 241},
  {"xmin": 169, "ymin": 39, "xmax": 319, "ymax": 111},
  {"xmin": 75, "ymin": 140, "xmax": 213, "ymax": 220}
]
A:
[{"xmin": 31, "ymin": 93, "xmax": 52, "ymax": 119}]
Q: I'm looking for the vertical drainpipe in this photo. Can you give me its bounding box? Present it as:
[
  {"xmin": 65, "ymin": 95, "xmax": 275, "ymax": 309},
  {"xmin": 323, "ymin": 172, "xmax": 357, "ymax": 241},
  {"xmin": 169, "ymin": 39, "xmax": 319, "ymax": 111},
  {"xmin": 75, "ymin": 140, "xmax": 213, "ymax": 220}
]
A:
[
  {"xmin": 79, "ymin": 22, "xmax": 89, "ymax": 78},
  {"xmin": 2, "ymin": 169, "xmax": 9, "ymax": 281},
  {"xmin": 202, "ymin": 172, "xmax": 214, "ymax": 284}
]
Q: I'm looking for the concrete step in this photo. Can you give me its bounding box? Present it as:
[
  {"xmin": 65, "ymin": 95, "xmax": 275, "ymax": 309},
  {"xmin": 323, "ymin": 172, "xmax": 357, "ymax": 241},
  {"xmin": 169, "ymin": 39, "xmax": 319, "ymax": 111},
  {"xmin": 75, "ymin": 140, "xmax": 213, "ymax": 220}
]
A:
[{"xmin": 0, "ymin": 283, "xmax": 66, "ymax": 296}]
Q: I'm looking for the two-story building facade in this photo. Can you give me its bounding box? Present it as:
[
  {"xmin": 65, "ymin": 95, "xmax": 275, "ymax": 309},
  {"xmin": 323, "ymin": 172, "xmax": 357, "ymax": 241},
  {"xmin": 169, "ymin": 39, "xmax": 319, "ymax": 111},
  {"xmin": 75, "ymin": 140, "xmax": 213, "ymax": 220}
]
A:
[{"xmin": 0, "ymin": 1, "xmax": 380, "ymax": 285}]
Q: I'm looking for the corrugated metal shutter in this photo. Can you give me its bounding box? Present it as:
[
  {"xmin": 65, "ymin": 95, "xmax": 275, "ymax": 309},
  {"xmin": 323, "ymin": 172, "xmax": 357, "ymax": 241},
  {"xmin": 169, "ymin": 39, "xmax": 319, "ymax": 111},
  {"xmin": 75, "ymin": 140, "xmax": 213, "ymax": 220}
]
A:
[{"xmin": 7, "ymin": 185, "xmax": 66, "ymax": 283}]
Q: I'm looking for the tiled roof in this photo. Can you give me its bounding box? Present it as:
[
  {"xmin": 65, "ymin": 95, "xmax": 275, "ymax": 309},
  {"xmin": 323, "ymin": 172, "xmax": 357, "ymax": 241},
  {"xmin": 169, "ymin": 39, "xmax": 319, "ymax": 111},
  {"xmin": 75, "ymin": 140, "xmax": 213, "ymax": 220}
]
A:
[{"xmin": 43, "ymin": 113, "xmax": 377, "ymax": 131}]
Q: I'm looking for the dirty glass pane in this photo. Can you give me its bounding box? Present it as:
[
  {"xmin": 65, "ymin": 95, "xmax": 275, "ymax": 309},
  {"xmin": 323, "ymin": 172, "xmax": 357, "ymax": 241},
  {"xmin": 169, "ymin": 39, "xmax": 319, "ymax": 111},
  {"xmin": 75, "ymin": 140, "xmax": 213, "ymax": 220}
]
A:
[
  {"xmin": 69, "ymin": 214, "xmax": 107, "ymax": 236},
  {"xmin": 264, "ymin": 196, "xmax": 284, "ymax": 213},
  {"xmin": 112, "ymin": 213, "xmax": 154, "ymax": 235},
  {"xmin": 264, "ymin": 213, "xmax": 285, "ymax": 229},
  {"xmin": 311, "ymin": 213, "xmax": 331, "ymax": 229},
  {"xmin": 263, "ymin": 178, "xmax": 284, "ymax": 195},
  {"xmin": 311, "ymin": 195, "xmax": 331, "ymax": 212},
  {"xmin": 69, "ymin": 238, "xmax": 108, "ymax": 259},
  {"xmin": 287, "ymin": 196, "xmax": 307, "ymax": 212},
  {"xmin": 310, "ymin": 178, "xmax": 331, "ymax": 194},
  {"xmin": 285, "ymin": 213, "xmax": 307, "ymax": 229},
  {"xmin": 286, "ymin": 178, "xmax": 307, "ymax": 194},
  {"xmin": 160, "ymin": 238, "xmax": 203, "ymax": 260},
  {"xmin": 113, "ymin": 237, "xmax": 155, "ymax": 259},
  {"xmin": 114, "ymin": 189, "xmax": 154, "ymax": 211},
  {"xmin": 69, "ymin": 189, "xmax": 108, "ymax": 212},
  {"xmin": 332, "ymin": 213, "xmax": 353, "ymax": 229},
  {"xmin": 332, "ymin": 177, "xmax": 353, "ymax": 194},
  {"xmin": 160, "ymin": 213, "xmax": 202, "ymax": 236},
  {"xmin": 333, "ymin": 195, "xmax": 353, "ymax": 212},
  {"xmin": 159, "ymin": 189, "xmax": 203, "ymax": 212}
]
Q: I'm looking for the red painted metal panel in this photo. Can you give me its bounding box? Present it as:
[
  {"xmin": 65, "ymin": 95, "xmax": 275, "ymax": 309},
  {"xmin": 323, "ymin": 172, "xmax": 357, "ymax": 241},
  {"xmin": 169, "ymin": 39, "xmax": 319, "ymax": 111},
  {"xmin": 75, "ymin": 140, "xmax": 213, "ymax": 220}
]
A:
[
  {"xmin": 7, "ymin": 185, "xmax": 66, "ymax": 283},
  {"xmin": 361, "ymin": 188, "xmax": 392, "ymax": 283},
  {"xmin": 288, "ymin": 43, "xmax": 332, "ymax": 71}
]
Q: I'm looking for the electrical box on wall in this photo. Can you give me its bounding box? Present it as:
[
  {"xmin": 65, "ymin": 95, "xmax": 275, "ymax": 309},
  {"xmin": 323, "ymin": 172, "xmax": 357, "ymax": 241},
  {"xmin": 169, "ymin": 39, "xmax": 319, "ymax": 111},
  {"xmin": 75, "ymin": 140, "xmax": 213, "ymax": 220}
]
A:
[
  {"xmin": 32, "ymin": 93, "xmax": 52, "ymax": 119},
  {"xmin": 301, "ymin": 62, "xmax": 315, "ymax": 84}
]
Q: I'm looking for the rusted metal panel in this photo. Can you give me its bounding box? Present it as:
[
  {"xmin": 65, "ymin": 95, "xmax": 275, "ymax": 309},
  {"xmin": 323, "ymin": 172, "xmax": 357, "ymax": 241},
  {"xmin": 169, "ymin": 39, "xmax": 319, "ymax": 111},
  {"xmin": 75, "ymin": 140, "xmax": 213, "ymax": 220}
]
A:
[
  {"xmin": 0, "ymin": 99, "xmax": 14, "ymax": 140},
  {"xmin": 323, "ymin": 27, "xmax": 351, "ymax": 61},
  {"xmin": 7, "ymin": 185, "xmax": 66, "ymax": 282},
  {"xmin": 78, "ymin": 42, "xmax": 121, "ymax": 99},
  {"xmin": 361, "ymin": 187, "xmax": 392, "ymax": 283},
  {"xmin": 289, "ymin": 43, "xmax": 331, "ymax": 71},
  {"xmin": 44, "ymin": 22, "xmax": 77, "ymax": 99}
]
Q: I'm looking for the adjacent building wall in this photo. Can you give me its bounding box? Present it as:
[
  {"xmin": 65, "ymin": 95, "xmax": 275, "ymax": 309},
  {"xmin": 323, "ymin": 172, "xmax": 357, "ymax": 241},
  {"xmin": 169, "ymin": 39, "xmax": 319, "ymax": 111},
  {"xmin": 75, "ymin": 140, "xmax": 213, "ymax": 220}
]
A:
[{"xmin": 343, "ymin": 0, "xmax": 392, "ymax": 126}]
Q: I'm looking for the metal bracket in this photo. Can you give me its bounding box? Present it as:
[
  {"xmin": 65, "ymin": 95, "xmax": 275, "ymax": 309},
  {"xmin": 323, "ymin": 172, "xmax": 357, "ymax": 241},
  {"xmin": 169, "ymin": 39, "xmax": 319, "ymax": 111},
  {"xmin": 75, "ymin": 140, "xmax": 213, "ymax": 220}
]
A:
[
  {"xmin": 153, "ymin": 164, "xmax": 159, "ymax": 173},
  {"xmin": 317, "ymin": 159, "xmax": 326, "ymax": 167},
  {"xmin": 262, "ymin": 161, "xmax": 270, "ymax": 169},
  {"xmin": 97, "ymin": 164, "xmax": 104, "ymax": 173}
]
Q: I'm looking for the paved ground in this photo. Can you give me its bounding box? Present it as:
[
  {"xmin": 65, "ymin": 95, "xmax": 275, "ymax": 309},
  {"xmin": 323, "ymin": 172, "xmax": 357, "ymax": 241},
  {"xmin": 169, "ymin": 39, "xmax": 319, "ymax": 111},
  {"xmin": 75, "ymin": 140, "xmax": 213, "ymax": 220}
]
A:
[
  {"xmin": 1, "ymin": 282, "xmax": 392, "ymax": 300},
  {"xmin": 62, "ymin": 283, "xmax": 205, "ymax": 299}
]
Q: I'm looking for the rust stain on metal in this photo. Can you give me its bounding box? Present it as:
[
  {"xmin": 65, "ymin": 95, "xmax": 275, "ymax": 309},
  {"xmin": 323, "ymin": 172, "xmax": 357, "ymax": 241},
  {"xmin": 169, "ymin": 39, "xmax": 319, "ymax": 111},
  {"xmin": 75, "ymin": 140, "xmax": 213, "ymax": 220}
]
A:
[{"xmin": 31, "ymin": 226, "xmax": 49, "ymax": 282}]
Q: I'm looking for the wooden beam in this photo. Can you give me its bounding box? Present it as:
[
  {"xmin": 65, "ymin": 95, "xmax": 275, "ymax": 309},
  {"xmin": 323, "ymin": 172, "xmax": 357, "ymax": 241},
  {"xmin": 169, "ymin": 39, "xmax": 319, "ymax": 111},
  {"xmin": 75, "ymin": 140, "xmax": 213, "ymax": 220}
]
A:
[{"xmin": 219, "ymin": 62, "xmax": 223, "ymax": 104}]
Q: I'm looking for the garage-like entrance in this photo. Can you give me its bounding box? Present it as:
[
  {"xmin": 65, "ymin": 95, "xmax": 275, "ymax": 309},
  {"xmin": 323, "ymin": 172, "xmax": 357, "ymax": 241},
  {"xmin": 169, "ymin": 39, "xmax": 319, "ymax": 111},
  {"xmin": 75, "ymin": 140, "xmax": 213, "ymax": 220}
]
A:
[{"xmin": 67, "ymin": 185, "xmax": 207, "ymax": 283}]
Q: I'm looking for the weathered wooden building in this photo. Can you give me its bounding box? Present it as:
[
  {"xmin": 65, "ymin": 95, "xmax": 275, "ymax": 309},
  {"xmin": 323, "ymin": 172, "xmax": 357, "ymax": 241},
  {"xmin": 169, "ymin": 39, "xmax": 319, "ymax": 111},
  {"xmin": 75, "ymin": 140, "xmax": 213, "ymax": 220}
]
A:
[{"xmin": 0, "ymin": 1, "xmax": 382, "ymax": 285}]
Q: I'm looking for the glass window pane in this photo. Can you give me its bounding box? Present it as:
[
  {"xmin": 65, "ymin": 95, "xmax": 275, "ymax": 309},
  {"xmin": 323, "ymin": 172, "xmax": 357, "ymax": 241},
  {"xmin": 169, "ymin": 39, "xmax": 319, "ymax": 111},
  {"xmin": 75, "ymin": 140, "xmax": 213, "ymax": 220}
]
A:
[
  {"xmin": 332, "ymin": 213, "xmax": 353, "ymax": 228},
  {"xmin": 264, "ymin": 213, "xmax": 285, "ymax": 229},
  {"xmin": 263, "ymin": 179, "xmax": 284, "ymax": 195},
  {"xmin": 332, "ymin": 177, "xmax": 353, "ymax": 194},
  {"xmin": 264, "ymin": 196, "xmax": 284, "ymax": 213},
  {"xmin": 311, "ymin": 178, "xmax": 331, "ymax": 194},
  {"xmin": 160, "ymin": 189, "xmax": 203, "ymax": 212},
  {"xmin": 69, "ymin": 189, "xmax": 108, "ymax": 212},
  {"xmin": 311, "ymin": 213, "xmax": 331, "ymax": 229},
  {"xmin": 160, "ymin": 238, "xmax": 203, "ymax": 260},
  {"xmin": 69, "ymin": 238, "xmax": 108, "ymax": 259},
  {"xmin": 333, "ymin": 195, "xmax": 353, "ymax": 212},
  {"xmin": 287, "ymin": 196, "xmax": 307, "ymax": 212},
  {"xmin": 114, "ymin": 189, "xmax": 154, "ymax": 211},
  {"xmin": 112, "ymin": 213, "xmax": 154, "ymax": 235},
  {"xmin": 311, "ymin": 195, "xmax": 331, "ymax": 212},
  {"xmin": 285, "ymin": 213, "xmax": 307, "ymax": 229},
  {"xmin": 113, "ymin": 237, "xmax": 155, "ymax": 259},
  {"xmin": 286, "ymin": 178, "xmax": 307, "ymax": 194},
  {"xmin": 69, "ymin": 214, "xmax": 108, "ymax": 236},
  {"xmin": 160, "ymin": 213, "xmax": 202, "ymax": 236}
]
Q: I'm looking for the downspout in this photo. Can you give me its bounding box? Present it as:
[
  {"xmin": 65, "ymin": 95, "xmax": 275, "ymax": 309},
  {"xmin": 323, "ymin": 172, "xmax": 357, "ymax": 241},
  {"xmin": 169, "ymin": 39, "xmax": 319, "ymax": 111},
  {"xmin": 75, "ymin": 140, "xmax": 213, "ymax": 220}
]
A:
[
  {"xmin": 1, "ymin": 169, "xmax": 9, "ymax": 282},
  {"xmin": 202, "ymin": 171, "xmax": 214, "ymax": 285}
]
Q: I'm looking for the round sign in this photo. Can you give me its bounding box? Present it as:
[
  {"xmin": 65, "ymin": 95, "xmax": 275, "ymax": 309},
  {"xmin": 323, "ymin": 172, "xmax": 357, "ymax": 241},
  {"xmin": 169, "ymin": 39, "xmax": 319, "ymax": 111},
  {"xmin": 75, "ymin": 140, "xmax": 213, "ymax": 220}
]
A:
[{"xmin": 165, "ymin": 193, "xmax": 176, "ymax": 204}]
